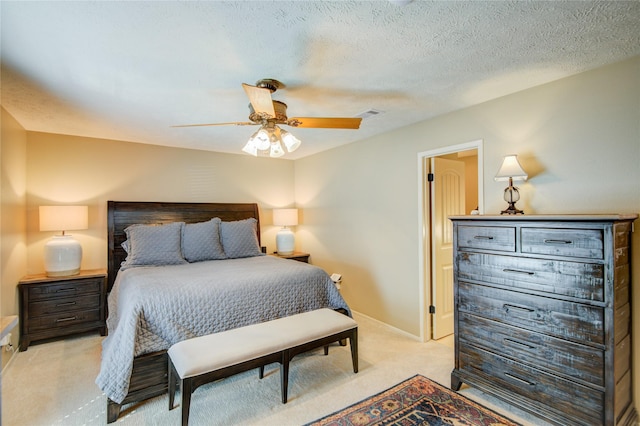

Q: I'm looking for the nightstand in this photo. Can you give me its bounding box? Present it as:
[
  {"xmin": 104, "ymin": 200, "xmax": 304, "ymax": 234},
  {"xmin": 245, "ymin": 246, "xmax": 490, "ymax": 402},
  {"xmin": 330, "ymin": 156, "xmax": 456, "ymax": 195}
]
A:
[
  {"xmin": 271, "ymin": 251, "xmax": 310, "ymax": 263},
  {"xmin": 18, "ymin": 269, "xmax": 107, "ymax": 351}
]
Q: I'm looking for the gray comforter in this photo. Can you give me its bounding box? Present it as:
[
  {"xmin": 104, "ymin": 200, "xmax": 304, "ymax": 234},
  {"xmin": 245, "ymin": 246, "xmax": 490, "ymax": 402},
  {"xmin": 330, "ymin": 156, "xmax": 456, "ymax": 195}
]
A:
[{"xmin": 95, "ymin": 256, "xmax": 350, "ymax": 403}]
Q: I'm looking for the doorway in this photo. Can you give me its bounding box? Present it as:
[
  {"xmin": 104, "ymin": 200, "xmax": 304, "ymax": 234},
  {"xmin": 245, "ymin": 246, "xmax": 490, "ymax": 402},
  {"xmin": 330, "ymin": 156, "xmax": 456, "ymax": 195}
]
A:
[{"xmin": 417, "ymin": 140, "xmax": 483, "ymax": 342}]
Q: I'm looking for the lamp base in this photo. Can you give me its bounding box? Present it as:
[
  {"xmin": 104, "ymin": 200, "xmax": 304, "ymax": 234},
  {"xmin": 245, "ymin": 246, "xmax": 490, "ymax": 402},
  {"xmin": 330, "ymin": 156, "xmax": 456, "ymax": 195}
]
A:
[
  {"xmin": 276, "ymin": 227, "xmax": 295, "ymax": 255},
  {"xmin": 44, "ymin": 235, "xmax": 82, "ymax": 277},
  {"xmin": 500, "ymin": 202, "xmax": 524, "ymax": 215}
]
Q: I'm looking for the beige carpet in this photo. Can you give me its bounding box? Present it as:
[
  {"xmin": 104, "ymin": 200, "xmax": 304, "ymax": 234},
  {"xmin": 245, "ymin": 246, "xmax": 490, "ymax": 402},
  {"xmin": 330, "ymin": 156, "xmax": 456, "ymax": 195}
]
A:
[{"xmin": 2, "ymin": 312, "xmax": 550, "ymax": 426}]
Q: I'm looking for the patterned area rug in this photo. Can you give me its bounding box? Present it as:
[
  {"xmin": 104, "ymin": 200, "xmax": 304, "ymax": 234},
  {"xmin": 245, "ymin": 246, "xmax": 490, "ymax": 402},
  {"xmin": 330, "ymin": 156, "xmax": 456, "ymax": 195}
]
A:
[{"xmin": 307, "ymin": 374, "xmax": 520, "ymax": 426}]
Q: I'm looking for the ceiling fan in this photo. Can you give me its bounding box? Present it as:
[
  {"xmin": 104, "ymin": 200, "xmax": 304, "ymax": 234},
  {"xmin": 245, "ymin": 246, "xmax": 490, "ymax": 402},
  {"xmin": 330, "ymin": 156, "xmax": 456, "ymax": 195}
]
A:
[{"xmin": 173, "ymin": 79, "xmax": 362, "ymax": 157}]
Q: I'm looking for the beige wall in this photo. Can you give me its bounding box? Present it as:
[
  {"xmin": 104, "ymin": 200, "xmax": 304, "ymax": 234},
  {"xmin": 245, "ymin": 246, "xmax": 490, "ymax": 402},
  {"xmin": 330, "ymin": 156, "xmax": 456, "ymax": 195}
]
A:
[
  {"xmin": 25, "ymin": 133, "xmax": 296, "ymax": 274},
  {"xmin": 295, "ymin": 56, "xmax": 639, "ymax": 404},
  {"xmin": 0, "ymin": 108, "xmax": 28, "ymax": 367}
]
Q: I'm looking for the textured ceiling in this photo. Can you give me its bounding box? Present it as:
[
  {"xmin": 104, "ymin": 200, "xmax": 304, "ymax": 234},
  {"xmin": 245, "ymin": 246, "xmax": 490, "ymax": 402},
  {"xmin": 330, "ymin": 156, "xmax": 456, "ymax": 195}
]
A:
[{"xmin": 2, "ymin": 1, "xmax": 639, "ymax": 159}]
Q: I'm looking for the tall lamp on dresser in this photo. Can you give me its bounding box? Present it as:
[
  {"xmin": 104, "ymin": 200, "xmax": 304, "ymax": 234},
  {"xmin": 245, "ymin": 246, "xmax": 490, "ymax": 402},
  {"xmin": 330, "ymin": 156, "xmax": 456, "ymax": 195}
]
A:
[{"xmin": 450, "ymin": 214, "xmax": 637, "ymax": 426}]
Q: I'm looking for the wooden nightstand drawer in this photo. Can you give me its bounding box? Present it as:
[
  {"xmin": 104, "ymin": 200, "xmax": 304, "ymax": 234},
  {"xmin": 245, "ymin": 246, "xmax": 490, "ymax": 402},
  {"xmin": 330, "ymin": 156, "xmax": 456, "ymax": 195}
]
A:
[
  {"xmin": 27, "ymin": 309, "xmax": 102, "ymax": 333},
  {"xmin": 27, "ymin": 278, "xmax": 102, "ymax": 300},
  {"xmin": 521, "ymin": 227, "xmax": 604, "ymax": 259},
  {"xmin": 457, "ymin": 225, "xmax": 516, "ymax": 252},
  {"xmin": 29, "ymin": 293, "xmax": 102, "ymax": 317}
]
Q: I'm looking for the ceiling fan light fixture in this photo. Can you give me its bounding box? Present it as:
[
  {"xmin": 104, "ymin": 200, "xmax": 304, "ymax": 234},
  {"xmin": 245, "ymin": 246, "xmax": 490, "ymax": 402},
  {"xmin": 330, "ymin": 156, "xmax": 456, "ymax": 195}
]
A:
[
  {"xmin": 280, "ymin": 128, "xmax": 301, "ymax": 153},
  {"xmin": 270, "ymin": 140, "xmax": 285, "ymax": 158},
  {"xmin": 248, "ymin": 127, "xmax": 271, "ymax": 151},
  {"xmin": 242, "ymin": 139, "xmax": 258, "ymax": 156}
]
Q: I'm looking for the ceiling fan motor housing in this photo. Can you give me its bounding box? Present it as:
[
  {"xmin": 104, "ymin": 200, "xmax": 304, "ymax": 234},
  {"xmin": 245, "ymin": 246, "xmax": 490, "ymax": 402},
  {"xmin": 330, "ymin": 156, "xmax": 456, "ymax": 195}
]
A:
[
  {"xmin": 255, "ymin": 78, "xmax": 283, "ymax": 93},
  {"xmin": 249, "ymin": 100, "xmax": 288, "ymax": 124}
]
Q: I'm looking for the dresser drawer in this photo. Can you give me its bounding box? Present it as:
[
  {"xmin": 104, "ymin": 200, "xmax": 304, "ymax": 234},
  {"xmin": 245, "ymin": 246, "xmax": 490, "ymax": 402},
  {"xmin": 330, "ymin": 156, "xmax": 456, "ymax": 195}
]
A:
[
  {"xmin": 458, "ymin": 252, "xmax": 604, "ymax": 301},
  {"xmin": 27, "ymin": 309, "xmax": 102, "ymax": 332},
  {"xmin": 521, "ymin": 227, "xmax": 604, "ymax": 260},
  {"xmin": 457, "ymin": 226, "xmax": 515, "ymax": 252},
  {"xmin": 458, "ymin": 281, "xmax": 604, "ymax": 346},
  {"xmin": 29, "ymin": 294, "xmax": 102, "ymax": 317},
  {"xmin": 27, "ymin": 278, "xmax": 102, "ymax": 301},
  {"xmin": 459, "ymin": 312, "xmax": 604, "ymax": 386},
  {"xmin": 459, "ymin": 345, "xmax": 603, "ymax": 425}
]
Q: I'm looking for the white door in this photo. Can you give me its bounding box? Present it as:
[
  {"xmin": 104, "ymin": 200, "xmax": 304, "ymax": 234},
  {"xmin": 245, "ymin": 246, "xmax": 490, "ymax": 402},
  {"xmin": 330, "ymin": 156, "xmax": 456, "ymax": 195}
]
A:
[{"xmin": 431, "ymin": 157, "xmax": 465, "ymax": 339}]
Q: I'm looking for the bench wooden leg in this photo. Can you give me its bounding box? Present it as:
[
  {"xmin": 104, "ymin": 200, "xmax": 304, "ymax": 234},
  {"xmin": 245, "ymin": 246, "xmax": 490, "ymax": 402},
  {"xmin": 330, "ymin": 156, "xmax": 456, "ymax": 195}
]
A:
[
  {"xmin": 168, "ymin": 359, "xmax": 176, "ymax": 410},
  {"xmin": 258, "ymin": 365, "xmax": 265, "ymax": 379},
  {"xmin": 181, "ymin": 378, "xmax": 193, "ymax": 426},
  {"xmin": 323, "ymin": 345, "xmax": 329, "ymax": 355},
  {"xmin": 280, "ymin": 349, "xmax": 290, "ymax": 404},
  {"xmin": 350, "ymin": 328, "xmax": 358, "ymax": 373}
]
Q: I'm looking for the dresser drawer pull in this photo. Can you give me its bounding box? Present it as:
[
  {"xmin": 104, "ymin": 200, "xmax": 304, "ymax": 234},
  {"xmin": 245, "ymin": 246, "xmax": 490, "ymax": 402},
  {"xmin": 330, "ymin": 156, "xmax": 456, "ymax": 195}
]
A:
[
  {"xmin": 502, "ymin": 268, "xmax": 534, "ymax": 276},
  {"xmin": 56, "ymin": 301, "xmax": 77, "ymax": 307},
  {"xmin": 56, "ymin": 316, "xmax": 77, "ymax": 323},
  {"xmin": 503, "ymin": 304, "xmax": 535, "ymax": 314},
  {"xmin": 543, "ymin": 239, "xmax": 573, "ymax": 245},
  {"xmin": 504, "ymin": 338, "xmax": 536, "ymax": 350},
  {"xmin": 504, "ymin": 372, "xmax": 536, "ymax": 386},
  {"xmin": 56, "ymin": 288, "xmax": 77, "ymax": 293},
  {"xmin": 473, "ymin": 236, "xmax": 494, "ymax": 240}
]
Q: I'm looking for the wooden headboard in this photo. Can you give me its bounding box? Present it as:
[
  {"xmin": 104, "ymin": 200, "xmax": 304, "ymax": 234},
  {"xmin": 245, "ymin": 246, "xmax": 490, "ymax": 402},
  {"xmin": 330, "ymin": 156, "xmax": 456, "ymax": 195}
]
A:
[{"xmin": 107, "ymin": 201, "xmax": 260, "ymax": 292}]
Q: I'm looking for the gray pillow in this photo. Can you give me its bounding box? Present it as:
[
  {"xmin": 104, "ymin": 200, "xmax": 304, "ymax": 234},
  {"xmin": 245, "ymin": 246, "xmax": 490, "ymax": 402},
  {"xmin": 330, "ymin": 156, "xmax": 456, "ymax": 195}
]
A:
[
  {"xmin": 120, "ymin": 222, "xmax": 187, "ymax": 269},
  {"xmin": 182, "ymin": 218, "xmax": 226, "ymax": 262},
  {"xmin": 220, "ymin": 218, "xmax": 264, "ymax": 259}
]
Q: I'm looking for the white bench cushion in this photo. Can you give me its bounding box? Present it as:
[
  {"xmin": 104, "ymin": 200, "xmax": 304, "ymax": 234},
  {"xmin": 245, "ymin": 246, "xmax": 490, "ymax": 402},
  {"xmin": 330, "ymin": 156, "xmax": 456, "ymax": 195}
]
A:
[{"xmin": 168, "ymin": 308, "xmax": 356, "ymax": 379}]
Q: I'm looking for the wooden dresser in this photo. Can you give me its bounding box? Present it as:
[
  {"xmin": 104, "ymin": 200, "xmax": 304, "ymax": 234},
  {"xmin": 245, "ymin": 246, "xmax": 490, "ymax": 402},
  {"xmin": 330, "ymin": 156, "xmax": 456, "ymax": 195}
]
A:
[{"xmin": 450, "ymin": 215, "xmax": 637, "ymax": 426}]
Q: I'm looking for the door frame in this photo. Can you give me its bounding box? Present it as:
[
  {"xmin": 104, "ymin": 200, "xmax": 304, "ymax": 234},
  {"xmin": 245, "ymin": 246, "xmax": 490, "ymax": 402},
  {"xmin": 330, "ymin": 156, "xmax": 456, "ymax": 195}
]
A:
[{"xmin": 416, "ymin": 139, "xmax": 484, "ymax": 342}]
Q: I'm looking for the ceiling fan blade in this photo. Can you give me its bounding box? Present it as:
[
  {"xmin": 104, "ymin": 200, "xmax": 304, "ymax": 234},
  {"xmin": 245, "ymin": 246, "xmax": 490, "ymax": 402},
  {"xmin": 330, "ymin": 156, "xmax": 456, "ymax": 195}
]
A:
[
  {"xmin": 288, "ymin": 117, "xmax": 362, "ymax": 129},
  {"xmin": 242, "ymin": 83, "xmax": 276, "ymax": 117},
  {"xmin": 171, "ymin": 122, "xmax": 256, "ymax": 128}
]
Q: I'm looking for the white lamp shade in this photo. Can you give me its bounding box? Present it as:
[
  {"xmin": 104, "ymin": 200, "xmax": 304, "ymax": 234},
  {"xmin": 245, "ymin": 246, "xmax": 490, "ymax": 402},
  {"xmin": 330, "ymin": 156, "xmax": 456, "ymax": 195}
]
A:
[
  {"xmin": 39, "ymin": 206, "xmax": 88, "ymax": 232},
  {"xmin": 494, "ymin": 155, "xmax": 528, "ymax": 181},
  {"xmin": 273, "ymin": 209, "xmax": 298, "ymax": 226}
]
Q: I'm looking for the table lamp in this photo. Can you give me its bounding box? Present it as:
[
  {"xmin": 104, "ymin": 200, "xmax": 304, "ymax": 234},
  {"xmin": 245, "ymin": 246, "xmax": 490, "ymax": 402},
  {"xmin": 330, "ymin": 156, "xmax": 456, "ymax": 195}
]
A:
[
  {"xmin": 39, "ymin": 205, "xmax": 88, "ymax": 276},
  {"xmin": 273, "ymin": 208, "xmax": 298, "ymax": 255},
  {"xmin": 494, "ymin": 155, "xmax": 528, "ymax": 215}
]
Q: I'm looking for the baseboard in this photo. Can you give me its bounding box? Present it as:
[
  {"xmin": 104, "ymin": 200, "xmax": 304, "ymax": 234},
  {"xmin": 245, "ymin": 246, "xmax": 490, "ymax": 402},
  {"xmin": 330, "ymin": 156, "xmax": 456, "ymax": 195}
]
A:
[
  {"xmin": 351, "ymin": 309, "xmax": 421, "ymax": 342},
  {"xmin": 1, "ymin": 346, "xmax": 18, "ymax": 375}
]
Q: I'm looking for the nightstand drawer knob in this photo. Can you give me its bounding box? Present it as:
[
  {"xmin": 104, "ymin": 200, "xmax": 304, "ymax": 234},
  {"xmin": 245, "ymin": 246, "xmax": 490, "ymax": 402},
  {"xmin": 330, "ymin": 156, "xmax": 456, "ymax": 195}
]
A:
[
  {"xmin": 56, "ymin": 316, "xmax": 77, "ymax": 323},
  {"xmin": 56, "ymin": 301, "xmax": 77, "ymax": 307},
  {"xmin": 56, "ymin": 288, "xmax": 77, "ymax": 293},
  {"xmin": 473, "ymin": 235, "xmax": 494, "ymax": 240}
]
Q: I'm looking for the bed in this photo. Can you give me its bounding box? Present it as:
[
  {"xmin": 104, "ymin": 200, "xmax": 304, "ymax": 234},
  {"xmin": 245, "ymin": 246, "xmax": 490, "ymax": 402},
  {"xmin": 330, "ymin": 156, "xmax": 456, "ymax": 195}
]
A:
[{"xmin": 96, "ymin": 201, "xmax": 350, "ymax": 423}]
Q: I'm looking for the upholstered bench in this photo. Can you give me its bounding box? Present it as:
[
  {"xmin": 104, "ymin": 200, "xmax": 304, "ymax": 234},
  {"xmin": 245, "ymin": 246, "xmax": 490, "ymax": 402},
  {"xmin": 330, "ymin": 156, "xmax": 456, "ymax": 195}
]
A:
[{"xmin": 168, "ymin": 308, "xmax": 358, "ymax": 425}]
